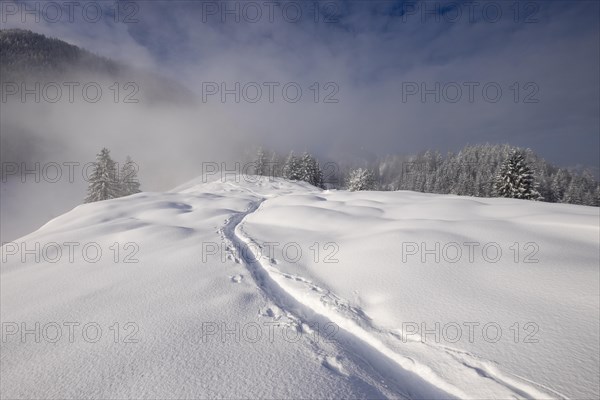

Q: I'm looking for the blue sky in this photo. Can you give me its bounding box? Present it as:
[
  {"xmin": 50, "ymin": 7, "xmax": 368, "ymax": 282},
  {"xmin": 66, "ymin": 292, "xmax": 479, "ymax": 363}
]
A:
[{"xmin": 3, "ymin": 0, "xmax": 599, "ymax": 167}]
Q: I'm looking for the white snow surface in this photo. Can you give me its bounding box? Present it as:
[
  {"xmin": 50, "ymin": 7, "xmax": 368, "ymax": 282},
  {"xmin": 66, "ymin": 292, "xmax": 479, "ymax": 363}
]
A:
[{"xmin": 1, "ymin": 176, "xmax": 598, "ymax": 399}]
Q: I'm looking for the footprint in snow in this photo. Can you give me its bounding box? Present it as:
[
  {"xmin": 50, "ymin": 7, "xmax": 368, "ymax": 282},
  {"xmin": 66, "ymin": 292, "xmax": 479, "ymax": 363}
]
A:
[
  {"xmin": 322, "ymin": 356, "xmax": 348, "ymax": 376},
  {"xmin": 260, "ymin": 306, "xmax": 284, "ymax": 320},
  {"xmin": 230, "ymin": 274, "xmax": 243, "ymax": 283},
  {"xmin": 262, "ymin": 307, "xmax": 276, "ymax": 318}
]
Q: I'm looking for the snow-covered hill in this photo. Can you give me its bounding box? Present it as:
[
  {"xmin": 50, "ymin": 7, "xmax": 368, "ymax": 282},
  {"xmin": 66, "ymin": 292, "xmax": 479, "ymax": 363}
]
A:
[{"xmin": 1, "ymin": 176, "xmax": 598, "ymax": 399}]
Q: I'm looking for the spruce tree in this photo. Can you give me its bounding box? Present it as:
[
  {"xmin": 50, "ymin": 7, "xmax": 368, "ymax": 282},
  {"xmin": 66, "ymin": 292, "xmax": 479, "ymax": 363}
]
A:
[
  {"xmin": 270, "ymin": 152, "xmax": 282, "ymax": 177},
  {"xmin": 347, "ymin": 168, "xmax": 376, "ymax": 191},
  {"xmin": 494, "ymin": 150, "xmax": 541, "ymax": 200},
  {"xmin": 254, "ymin": 147, "xmax": 267, "ymax": 176},
  {"xmin": 298, "ymin": 152, "xmax": 324, "ymax": 188},
  {"xmin": 551, "ymin": 169, "xmax": 570, "ymax": 203},
  {"xmin": 312, "ymin": 158, "xmax": 324, "ymax": 188},
  {"xmin": 84, "ymin": 148, "xmax": 120, "ymax": 203},
  {"xmin": 283, "ymin": 152, "xmax": 301, "ymax": 180},
  {"xmin": 119, "ymin": 156, "xmax": 141, "ymax": 196},
  {"xmin": 564, "ymin": 177, "xmax": 584, "ymax": 204}
]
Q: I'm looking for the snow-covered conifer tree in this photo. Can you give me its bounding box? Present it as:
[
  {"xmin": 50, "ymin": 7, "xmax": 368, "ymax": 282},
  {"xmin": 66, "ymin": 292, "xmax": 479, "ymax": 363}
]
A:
[
  {"xmin": 84, "ymin": 148, "xmax": 120, "ymax": 203},
  {"xmin": 494, "ymin": 150, "xmax": 541, "ymax": 200},
  {"xmin": 550, "ymin": 168, "xmax": 570, "ymax": 203},
  {"xmin": 119, "ymin": 156, "xmax": 141, "ymax": 196},
  {"xmin": 297, "ymin": 152, "xmax": 324, "ymax": 188},
  {"xmin": 347, "ymin": 168, "xmax": 376, "ymax": 191},
  {"xmin": 283, "ymin": 152, "xmax": 301, "ymax": 180},
  {"xmin": 564, "ymin": 177, "xmax": 585, "ymax": 204},
  {"xmin": 254, "ymin": 147, "xmax": 267, "ymax": 176}
]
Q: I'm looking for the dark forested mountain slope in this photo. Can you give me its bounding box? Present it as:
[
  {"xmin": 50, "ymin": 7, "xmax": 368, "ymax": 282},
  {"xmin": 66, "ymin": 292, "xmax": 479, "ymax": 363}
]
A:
[{"xmin": 0, "ymin": 29, "xmax": 193, "ymax": 103}]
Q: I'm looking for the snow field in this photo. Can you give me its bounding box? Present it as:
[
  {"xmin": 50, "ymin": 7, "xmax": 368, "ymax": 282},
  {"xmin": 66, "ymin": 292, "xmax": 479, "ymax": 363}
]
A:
[{"xmin": 1, "ymin": 176, "xmax": 598, "ymax": 398}]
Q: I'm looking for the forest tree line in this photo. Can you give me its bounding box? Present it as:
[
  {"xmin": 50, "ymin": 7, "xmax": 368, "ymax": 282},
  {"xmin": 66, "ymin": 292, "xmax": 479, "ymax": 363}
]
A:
[{"xmin": 249, "ymin": 144, "xmax": 599, "ymax": 206}]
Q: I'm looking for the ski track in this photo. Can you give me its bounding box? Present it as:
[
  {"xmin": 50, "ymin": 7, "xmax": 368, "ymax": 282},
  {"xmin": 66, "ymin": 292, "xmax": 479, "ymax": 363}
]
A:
[{"xmin": 220, "ymin": 193, "xmax": 564, "ymax": 400}]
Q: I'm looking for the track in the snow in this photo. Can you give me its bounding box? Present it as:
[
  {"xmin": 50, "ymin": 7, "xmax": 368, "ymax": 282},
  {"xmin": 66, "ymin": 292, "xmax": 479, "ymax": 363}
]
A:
[{"xmin": 221, "ymin": 196, "xmax": 466, "ymax": 400}]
